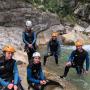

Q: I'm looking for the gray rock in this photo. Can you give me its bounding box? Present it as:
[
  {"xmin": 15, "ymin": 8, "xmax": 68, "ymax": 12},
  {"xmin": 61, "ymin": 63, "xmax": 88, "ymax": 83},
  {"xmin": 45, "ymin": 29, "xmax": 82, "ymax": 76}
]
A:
[
  {"xmin": 85, "ymin": 26, "xmax": 90, "ymax": 33},
  {"xmin": 74, "ymin": 3, "xmax": 90, "ymax": 23}
]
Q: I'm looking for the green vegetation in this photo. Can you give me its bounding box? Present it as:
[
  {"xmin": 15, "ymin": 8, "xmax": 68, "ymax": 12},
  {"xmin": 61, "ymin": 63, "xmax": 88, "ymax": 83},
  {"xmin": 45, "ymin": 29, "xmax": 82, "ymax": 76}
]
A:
[
  {"xmin": 24, "ymin": 0, "xmax": 73, "ymax": 16},
  {"xmin": 21, "ymin": 0, "xmax": 89, "ymax": 23}
]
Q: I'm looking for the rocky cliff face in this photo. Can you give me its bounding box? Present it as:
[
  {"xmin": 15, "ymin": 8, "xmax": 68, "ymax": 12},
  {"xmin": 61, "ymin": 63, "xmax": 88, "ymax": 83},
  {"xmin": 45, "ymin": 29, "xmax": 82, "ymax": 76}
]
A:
[
  {"xmin": 0, "ymin": 0, "xmax": 60, "ymax": 27},
  {"xmin": 0, "ymin": 0, "xmax": 61, "ymax": 62},
  {"xmin": 64, "ymin": 0, "xmax": 90, "ymax": 24},
  {"xmin": 74, "ymin": 3, "xmax": 90, "ymax": 24},
  {"xmin": 0, "ymin": 0, "xmax": 90, "ymax": 60}
]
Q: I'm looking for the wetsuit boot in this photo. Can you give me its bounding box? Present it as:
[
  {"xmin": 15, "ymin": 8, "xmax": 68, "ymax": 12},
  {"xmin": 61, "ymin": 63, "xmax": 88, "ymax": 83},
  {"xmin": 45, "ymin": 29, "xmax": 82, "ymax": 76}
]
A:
[{"xmin": 60, "ymin": 66, "xmax": 70, "ymax": 78}]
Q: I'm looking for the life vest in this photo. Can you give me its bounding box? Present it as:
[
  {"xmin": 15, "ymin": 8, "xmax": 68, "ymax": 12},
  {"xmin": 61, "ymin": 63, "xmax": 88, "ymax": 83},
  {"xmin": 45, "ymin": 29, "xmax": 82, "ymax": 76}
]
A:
[
  {"xmin": 73, "ymin": 49, "xmax": 87, "ymax": 66},
  {"xmin": 23, "ymin": 31, "xmax": 36, "ymax": 51},
  {"xmin": 28, "ymin": 62, "xmax": 41, "ymax": 80},
  {"xmin": 23, "ymin": 31, "xmax": 35, "ymax": 44},
  {"xmin": 0, "ymin": 55, "xmax": 16, "ymax": 81},
  {"xmin": 49, "ymin": 40, "xmax": 59, "ymax": 52}
]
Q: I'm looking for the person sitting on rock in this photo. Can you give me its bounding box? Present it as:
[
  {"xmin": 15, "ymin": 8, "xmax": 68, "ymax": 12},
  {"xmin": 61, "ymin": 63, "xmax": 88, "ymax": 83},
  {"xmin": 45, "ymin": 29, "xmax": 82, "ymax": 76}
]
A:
[
  {"xmin": 60, "ymin": 40, "xmax": 89, "ymax": 78},
  {"xmin": 27, "ymin": 52, "xmax": 46, "ymax": 90},
  {"xmin": 43, "ymin": 32, "xmax": 61, "ymax": 65},
  {"xmin": 0, "ymin": 45, "xmax": 23, "ymax": 90},
  {"xmin": 22, "ymin": 20, "xmax": 36, "ymax": 64}
]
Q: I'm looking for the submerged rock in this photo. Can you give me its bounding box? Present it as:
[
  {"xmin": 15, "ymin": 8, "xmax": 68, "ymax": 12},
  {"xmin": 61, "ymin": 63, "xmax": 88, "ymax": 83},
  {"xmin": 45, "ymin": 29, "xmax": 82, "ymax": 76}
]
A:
[{"xmin": 44, "ymin": 70, "xmax": 77, "ymax": 90}]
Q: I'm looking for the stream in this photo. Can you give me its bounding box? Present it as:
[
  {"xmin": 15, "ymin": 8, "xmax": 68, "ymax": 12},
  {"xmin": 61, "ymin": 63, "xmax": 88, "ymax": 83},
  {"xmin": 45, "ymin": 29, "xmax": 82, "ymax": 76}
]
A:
[{"xmin": 40, "ymin": 45, "xmax": 90, "ymax": 90}]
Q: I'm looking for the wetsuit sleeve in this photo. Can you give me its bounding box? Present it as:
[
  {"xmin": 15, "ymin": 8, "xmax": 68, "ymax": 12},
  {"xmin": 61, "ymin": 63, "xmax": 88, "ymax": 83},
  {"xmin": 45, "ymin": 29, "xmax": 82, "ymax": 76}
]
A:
[
  {"xmin": 68, "ymin": 51, "xmax": 75, "ymax": 62},
  {"xmin": 27, "ymin": 67, "xmax": 40, "ymax": 84},
  {"xmin": 40, "ymin": 68, "xmax": 45, "ymax": 80},
  {"xmin": 86, "ymin": 52, "xmax": 89, "ymax": 71},
  {"xmin": 22, "ymin": 32, "xmax": 29, "ymax": 45},
  {"xmin": 13, "ymin": 62, "xmax": 19, "ymax": 85},
  {"xmin": 32, "ymin": 32, "xmax": 36, "ymax": 45},
  {"xmin": 0, "ymin": 78, "xmax": 9, "ymax": 87}
]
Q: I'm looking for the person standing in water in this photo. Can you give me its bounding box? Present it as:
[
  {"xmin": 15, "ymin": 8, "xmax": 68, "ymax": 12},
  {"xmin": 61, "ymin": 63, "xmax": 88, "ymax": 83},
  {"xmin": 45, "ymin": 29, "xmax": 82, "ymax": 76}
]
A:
[
  {"xmin": 43, "ymin": 32, "xmax": 61, "ymax": 66},
  {"xmin": 60, "ymin": 40, "xmax": 89, "ymax": 78}
]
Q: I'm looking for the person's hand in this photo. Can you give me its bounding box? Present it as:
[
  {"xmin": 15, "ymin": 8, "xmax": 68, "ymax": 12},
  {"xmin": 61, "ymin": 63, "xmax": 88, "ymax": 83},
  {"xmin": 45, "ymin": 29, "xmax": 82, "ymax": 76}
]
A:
[
  {"xmin": 40, "ymin": 80, "xmax": 45, "ymax": 85},
  {"xmin": 28, "ymin": 44, "xmax": 33, "ymax": 48},
  {"xmin": 14, "ymin": 85, "xmax": 18, "ymax": 90},
  {"xmin": 42, "ymin": 80, "xmax": 46, "ymax": 85},
  {"xmin": 40, "ymin": 80, "xmax": 46, "ymax": 85},
  {"xmin": 7, "ymin": 83, "xmax": 14, "ymax": 89},
  {"xmin": 85, "ymin": 70, "xmax": 88, "ymax": 74},
  {"xmin": 48, "ymin": 52, "xmax": 51, "ymax": 55},
  {"xmin": 66, "ymin": 61, "xmax": 71, "ymax": 66}
]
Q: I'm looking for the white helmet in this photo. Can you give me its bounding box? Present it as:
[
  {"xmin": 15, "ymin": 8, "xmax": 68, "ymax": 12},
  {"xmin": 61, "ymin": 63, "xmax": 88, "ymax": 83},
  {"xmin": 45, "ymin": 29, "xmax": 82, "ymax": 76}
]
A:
[
  {"xmin": 26, "ymin": 20, "xmax": 32, "ymax": 27},
  {"xmin": 32, "ymin": 52, "xmax": 41, "ymax": 57}
]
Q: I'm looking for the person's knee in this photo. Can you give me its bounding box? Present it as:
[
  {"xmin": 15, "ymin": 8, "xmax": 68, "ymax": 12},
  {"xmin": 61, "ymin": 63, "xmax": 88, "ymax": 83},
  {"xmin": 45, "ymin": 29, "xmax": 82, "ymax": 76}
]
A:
[
  {"xmin": 54, "ymin": 53, "xmax": 58, "ymax": 57},
  {"xmin": 66, "ymin": 62, "xmax": 72, "ymax": 66},
  {"xmin": 54, "ymin": 55, "xmax": 58, "ymax": 59}
]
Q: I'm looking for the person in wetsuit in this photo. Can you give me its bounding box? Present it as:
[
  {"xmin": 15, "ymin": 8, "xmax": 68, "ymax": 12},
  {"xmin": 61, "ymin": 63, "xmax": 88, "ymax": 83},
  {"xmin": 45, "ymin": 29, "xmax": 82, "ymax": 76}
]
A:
[
  {"xmin": 0, "ymin": 45, "xmax": 23, "ymax": 90},
  {"xmin": 43, "ymin": 32, "xmax": 61, "ymax": 65},
  {"xmin": 22, "ymin": 20, "xmax": 36, "ymax": 64},
  {"xmin": 27, "ymin": 52, "xmax": 46, "ymax": 90},
  {"xmin": 60, "ymin": 40, "xmax": 89, "ymax": 78}
]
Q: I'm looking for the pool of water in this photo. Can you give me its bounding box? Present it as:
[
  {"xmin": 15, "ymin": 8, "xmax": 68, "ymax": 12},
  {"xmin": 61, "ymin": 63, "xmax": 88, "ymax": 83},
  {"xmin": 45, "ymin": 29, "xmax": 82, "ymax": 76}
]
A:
[
  {"xmin": 40, "ymin": 45, "xmax": 90, "ymax": 90},
  {"xmin": 62, "ymin": 46, "xmax": 90, "ymax": 90}
]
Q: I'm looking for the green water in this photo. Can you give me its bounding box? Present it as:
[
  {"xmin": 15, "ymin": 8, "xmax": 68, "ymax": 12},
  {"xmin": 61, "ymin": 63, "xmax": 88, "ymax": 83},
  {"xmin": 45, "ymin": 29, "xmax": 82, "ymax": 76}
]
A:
[
  {"xmin": 61, "ymin": 48, "xmax": 90, "ymax": 90},
  {"xmin": 39, "ymin": 46, "xmax": 90, "ymax": 90},
  {"xmin": 64, "ymin": 66, "xmax": 90, "ymax": 90}
]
